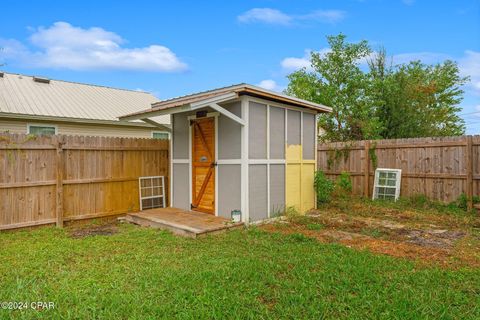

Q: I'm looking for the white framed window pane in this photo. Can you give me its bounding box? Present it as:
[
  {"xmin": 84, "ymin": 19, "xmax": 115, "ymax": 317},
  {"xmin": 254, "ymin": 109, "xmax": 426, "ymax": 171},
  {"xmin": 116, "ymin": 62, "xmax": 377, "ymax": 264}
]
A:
[
  {"xmin": 29, "ymin": 126, "xmax": 56, "ymax": 136},
  {"xmin": 139, "ymin": 176, "xmax": 166, "ymax": 210},
  {"xmin": 152, "ymin": 132, "xmax": 169, "ymax": 140},
  {"xmin": 373, "ymin": 169, "xmax": 401, "ymax": 201},
  {"xmin": 386, "ymin": 179, "xmax": 396, "ymax": 186}
]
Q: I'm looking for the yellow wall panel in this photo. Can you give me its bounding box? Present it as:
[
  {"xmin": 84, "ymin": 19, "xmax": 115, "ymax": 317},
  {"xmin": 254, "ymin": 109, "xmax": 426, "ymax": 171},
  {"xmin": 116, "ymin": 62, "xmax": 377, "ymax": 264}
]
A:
[
  {"xmin": 286, "ymin": 163, "xmax": 301, "ymax": 211},
  {"xmin": 286, "ymin": 144, "xmax": 302, "ymax": 162},
  {"xmin": 301, "ymin": 163, "xmax": 315, "ymax": 212},
  {"xmin": 286, "ymin": 144, "xmax": 316, "ymax": 214}
]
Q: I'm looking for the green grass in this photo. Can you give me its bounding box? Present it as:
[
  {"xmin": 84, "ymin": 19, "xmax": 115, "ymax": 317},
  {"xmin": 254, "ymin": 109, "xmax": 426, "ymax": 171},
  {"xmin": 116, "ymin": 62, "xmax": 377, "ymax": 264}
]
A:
[{"xmin": 1, "ymin": 224, "xmax": 479, "ymax": 319}]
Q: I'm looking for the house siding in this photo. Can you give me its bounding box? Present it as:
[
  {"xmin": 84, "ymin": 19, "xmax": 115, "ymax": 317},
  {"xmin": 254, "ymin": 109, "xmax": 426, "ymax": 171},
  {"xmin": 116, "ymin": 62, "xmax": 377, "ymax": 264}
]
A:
[{"xmin": 0, "ymin": 119, "xmax": 161, "ymax": 138}]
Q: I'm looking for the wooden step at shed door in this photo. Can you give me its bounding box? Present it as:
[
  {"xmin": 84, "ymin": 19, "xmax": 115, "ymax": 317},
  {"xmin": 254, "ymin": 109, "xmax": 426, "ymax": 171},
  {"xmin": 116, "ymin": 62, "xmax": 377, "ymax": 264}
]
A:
[{"xmin": 191, "ymin": 117, "xmax": 215, "ymax": 214}]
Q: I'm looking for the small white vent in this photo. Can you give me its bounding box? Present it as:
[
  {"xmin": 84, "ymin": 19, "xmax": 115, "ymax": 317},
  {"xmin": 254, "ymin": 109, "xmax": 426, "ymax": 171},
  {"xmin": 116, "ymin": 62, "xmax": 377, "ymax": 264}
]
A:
[
  {"xmin": 372, "ymin": 168, "xmax": 402, "ymax": 201},
  {"xmin": 33, "ymin": 76, "xmax": 50, "ymax": 84},
  {"xmin": 139, "ymin": 176, "xmax": 166, "ymax": 210}
]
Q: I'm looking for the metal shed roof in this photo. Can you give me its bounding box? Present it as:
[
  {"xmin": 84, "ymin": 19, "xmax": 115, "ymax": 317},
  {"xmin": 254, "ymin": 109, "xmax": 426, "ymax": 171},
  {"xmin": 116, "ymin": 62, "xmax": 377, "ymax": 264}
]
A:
[
  {"xmin": 0, "ymin": 71, "xmax": 169, "ymax": 124},
  {"xmin": 119, "ymin": 83, "xmax": 331, "ymax": 121}
]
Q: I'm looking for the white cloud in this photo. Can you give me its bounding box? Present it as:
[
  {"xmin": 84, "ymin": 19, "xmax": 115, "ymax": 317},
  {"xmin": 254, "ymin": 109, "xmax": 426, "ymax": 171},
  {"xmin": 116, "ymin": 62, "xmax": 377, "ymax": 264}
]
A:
[
  {"xmin": 238, "ymin": 8, "xmax": 292, "ymax": 25},
  {"xmin": 281, "ymin": 56, "xmax": 311, "ymax": 71},
  {"xmin": 0, "ymin": 22, "xmax": 187, "ymax": 72},
  {"xmin": 238, "ymin": 8, "xmax": 346, "ymax": 26},
  {"xmin": 256, "ymin": 79, "xmax": 284, "ymax": 92},
  {"xmin": 459, "ymin": 50, "xmax": 480, "ymax": 95},
  {"xmin": 281, "ymin": 48, "xmax": 333, "ymax": 71}
]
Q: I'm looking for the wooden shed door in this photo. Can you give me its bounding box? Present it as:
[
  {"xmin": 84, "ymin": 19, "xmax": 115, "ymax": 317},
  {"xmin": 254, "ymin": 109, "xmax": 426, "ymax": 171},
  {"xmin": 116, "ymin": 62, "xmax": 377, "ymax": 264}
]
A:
[{"xmin": 191, "ymin": 117, "xmax": 215, "ymax": 214}]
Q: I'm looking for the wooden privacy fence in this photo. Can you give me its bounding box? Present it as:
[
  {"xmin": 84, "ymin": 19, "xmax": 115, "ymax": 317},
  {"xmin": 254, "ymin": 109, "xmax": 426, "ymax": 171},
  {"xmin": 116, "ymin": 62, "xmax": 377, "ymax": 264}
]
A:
[
  {"xmin": 0, "ymin": 133, "xmax": 169, "ymax": 230},
  {"xmin": 317, "ymin": 135, "xmax": 480, "ymax": 209}
]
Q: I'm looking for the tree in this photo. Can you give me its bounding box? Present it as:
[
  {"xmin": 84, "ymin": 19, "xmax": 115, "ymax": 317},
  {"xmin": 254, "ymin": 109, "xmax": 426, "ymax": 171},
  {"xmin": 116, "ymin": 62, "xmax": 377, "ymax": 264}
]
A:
[
  {"xmin": 369, "ymin": 50, "xmax": 467, "ymax": 138},
  {"xmin": 286, "ymin": 34, "xmax": 468, "ymax": 141},
  {"xmin": 285, "ymin": 34, "xmax": 382, "ymax": 142}
]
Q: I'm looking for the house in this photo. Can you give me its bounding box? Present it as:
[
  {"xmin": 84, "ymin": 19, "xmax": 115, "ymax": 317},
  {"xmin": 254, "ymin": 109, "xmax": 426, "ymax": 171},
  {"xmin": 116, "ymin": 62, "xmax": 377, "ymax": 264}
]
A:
[
  {"xmin": 120, "ymin": 84, "xmax": 331, "ymax": 222},
  {"xmin": 0, "ymin": 71, "xmax": 170, "ymax": 138}
]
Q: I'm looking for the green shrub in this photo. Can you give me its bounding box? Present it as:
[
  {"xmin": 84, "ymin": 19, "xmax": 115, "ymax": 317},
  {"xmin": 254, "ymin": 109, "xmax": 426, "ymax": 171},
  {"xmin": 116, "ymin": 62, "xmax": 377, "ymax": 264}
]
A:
[
  {"xmin": 314, "ymin": 170, "xmax": 334, "ymax": 204},
  {"xmin": 335, "ymin": 171, "xmax": 352, "ymax": 196},
  {"xmin": 451, "ymin": 193, "xmax": 480, "ymax": 211}
]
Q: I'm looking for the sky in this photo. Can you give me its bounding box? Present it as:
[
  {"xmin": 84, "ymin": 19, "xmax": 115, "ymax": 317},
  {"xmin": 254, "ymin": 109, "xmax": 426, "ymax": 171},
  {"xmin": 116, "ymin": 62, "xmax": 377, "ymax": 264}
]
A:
[{"xmin": 0, "ymin": 0, "xmax": 479, "ymax": 133}]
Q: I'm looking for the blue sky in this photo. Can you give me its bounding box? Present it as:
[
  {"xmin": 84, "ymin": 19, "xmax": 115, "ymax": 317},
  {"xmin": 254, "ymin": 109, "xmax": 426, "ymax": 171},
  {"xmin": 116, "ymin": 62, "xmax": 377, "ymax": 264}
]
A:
[{"xmin": 1, "ymin": 0, "xmax": 479, "ymax": 133}]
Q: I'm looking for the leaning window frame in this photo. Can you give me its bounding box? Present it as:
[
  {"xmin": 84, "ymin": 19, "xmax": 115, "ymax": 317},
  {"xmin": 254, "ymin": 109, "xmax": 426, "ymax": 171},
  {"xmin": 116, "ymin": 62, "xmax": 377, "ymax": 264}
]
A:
[
  {"xmin": 372, "ymin": 168, "xmax": 402, "ymax": 201},
  {"xmin": 138, "ymin": 176, "xmax": 166, "ymax": 210}
]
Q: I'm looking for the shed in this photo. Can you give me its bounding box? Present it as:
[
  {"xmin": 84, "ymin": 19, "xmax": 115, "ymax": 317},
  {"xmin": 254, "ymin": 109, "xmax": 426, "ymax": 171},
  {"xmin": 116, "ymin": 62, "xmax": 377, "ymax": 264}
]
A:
[{"xmin": 120, "ymin": 84, "xmax": 331, "ymax": 222}]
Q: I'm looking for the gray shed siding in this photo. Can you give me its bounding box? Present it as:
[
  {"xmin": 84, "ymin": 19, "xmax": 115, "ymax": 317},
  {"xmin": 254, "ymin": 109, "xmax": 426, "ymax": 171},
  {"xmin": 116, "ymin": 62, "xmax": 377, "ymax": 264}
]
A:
[
  {"xmin": 302, "ymin": 113, "xmax": 316, "ymax": 160},
  {"xmin": 269, "ymin": 164, "xmax": 285, "ymax": 215},
  {"xmin": 287, "ymin": 110, "xmax": 301, "ymax": 145},
  {"xmin": 249, "ymin": 164, "xmax": 268, "ymax": 221},
  {"xmin": 248, "ymin": 102, "xmax": 267, "ymax": 159},
  {"xmin": 172, "ymin": 113, "xmax": 189, "ymax": 159},
  {"xmin": 217, "ymin": 164, "xmax": 242, "ymax": 218},
  {"xmin": 172, "ymin": 163, "xmax": 189, "ymax": 210},
  {"xmin": 269, "ymin": 106, "xmax": 285, "ymax": 159},
  {"xmin": 218, "ymin": 102, "xmax": 242, "ymax": 160}
]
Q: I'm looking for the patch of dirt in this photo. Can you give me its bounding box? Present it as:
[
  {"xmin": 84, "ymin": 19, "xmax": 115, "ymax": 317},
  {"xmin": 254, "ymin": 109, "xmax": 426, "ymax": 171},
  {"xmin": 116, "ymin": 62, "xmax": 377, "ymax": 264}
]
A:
[
  {"xmin": 260, "ymin": 211, "xmax": 479, "ymax": 268},
  {"xmin": 69, "ymin": 222, "xmax": 119, "ymax": 239},
  {"xmin": 398, "ymin": 229, "xmax": 466, "ymax": 248},
  {"xmin": 341, "ymin": 238, "xmax": 453, "ymax": 266},
  {"xmin": 305, "ymin": 213, "xmax": 468, "ymax": 249}
]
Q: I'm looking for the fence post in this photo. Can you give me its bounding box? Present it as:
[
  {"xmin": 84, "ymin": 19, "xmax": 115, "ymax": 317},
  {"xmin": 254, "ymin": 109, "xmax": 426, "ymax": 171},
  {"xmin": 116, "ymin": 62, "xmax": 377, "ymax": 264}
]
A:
[
  {"xmin": 364, "ymin": 140, "xmax": 370, "ymax": 198},
  {"xmin": 466, "ymin": 135, "xmax": 473, "ymax": 211},
  {"xmin": 56, "ymin": 136, "xmax": 65, "ymax": 227}
]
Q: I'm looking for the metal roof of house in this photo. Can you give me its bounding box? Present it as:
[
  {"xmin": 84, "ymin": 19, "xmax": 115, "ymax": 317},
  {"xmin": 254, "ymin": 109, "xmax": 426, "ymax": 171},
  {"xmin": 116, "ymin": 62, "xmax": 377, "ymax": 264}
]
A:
[
  {"xmin": 0, "ymin": 71, "xmax": 169, "ymax": 124},
  {"xmin": 120, "ymin": 83, "xmax": 331, "ymax": 121}
]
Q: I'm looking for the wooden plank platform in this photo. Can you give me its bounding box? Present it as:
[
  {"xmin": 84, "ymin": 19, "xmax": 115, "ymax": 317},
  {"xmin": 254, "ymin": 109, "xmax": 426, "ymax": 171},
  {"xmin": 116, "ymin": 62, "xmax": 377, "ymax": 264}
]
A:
[{"xmin": 124, "ymin": 207, "xmax": 244, "ymax": 238}]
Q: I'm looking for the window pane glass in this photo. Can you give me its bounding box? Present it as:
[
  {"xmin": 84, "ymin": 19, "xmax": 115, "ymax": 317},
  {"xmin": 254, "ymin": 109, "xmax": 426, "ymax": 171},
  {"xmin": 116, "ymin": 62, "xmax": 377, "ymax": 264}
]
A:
[
  {"xmin": 386, "ymin": 179, "xmax": 396, "ymax": 186},
  {"xmin": 152, "ymin": 132, "xmax": 169, "ymax": 140},
  {"xmin": 152, "ymin": 197, "xmax": 161, "ymax": 207},
  {"xmin": 152, "ymin": 178, "xmax": 160, "ymax": 187},
  {"xmin": 143, "ymin": 198, "xmax": 153, "ymax": 209},
  {"xmin": 29, "ymin": 126, "xmax": 55, "ymax": 136},
  {"xmin": 385, "ymin": 188, "xmax": 396, "ymax": 195}
]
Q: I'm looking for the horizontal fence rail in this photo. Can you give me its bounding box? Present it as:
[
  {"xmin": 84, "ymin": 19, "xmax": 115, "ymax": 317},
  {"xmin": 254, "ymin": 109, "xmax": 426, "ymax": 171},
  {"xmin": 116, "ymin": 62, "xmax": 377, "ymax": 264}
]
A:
[
  {"xmin": 317, "ymin": 135, "xmax": 479, "ymax": 209},
  {"xmin": 0, "ymin": 133, "xmax": 169, "ymax": 230}
]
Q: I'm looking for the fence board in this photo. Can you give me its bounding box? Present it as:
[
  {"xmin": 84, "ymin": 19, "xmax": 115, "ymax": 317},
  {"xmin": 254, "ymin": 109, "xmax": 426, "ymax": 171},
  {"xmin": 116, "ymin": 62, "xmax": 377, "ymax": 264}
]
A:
[
  {"xmin": 0, "ymin": 133, "xmax": 169, "ymax": 230},
  {"xmin": 318, "ymin": 135, "xmax": 479, "ymax": 204}
]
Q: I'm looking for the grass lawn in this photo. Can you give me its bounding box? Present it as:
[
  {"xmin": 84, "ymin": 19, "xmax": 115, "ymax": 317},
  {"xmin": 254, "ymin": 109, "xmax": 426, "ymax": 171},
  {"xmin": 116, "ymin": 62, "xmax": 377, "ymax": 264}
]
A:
[{"xmin": 1, "ymin": 214, "xmax": 479, "ymax": 319}]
